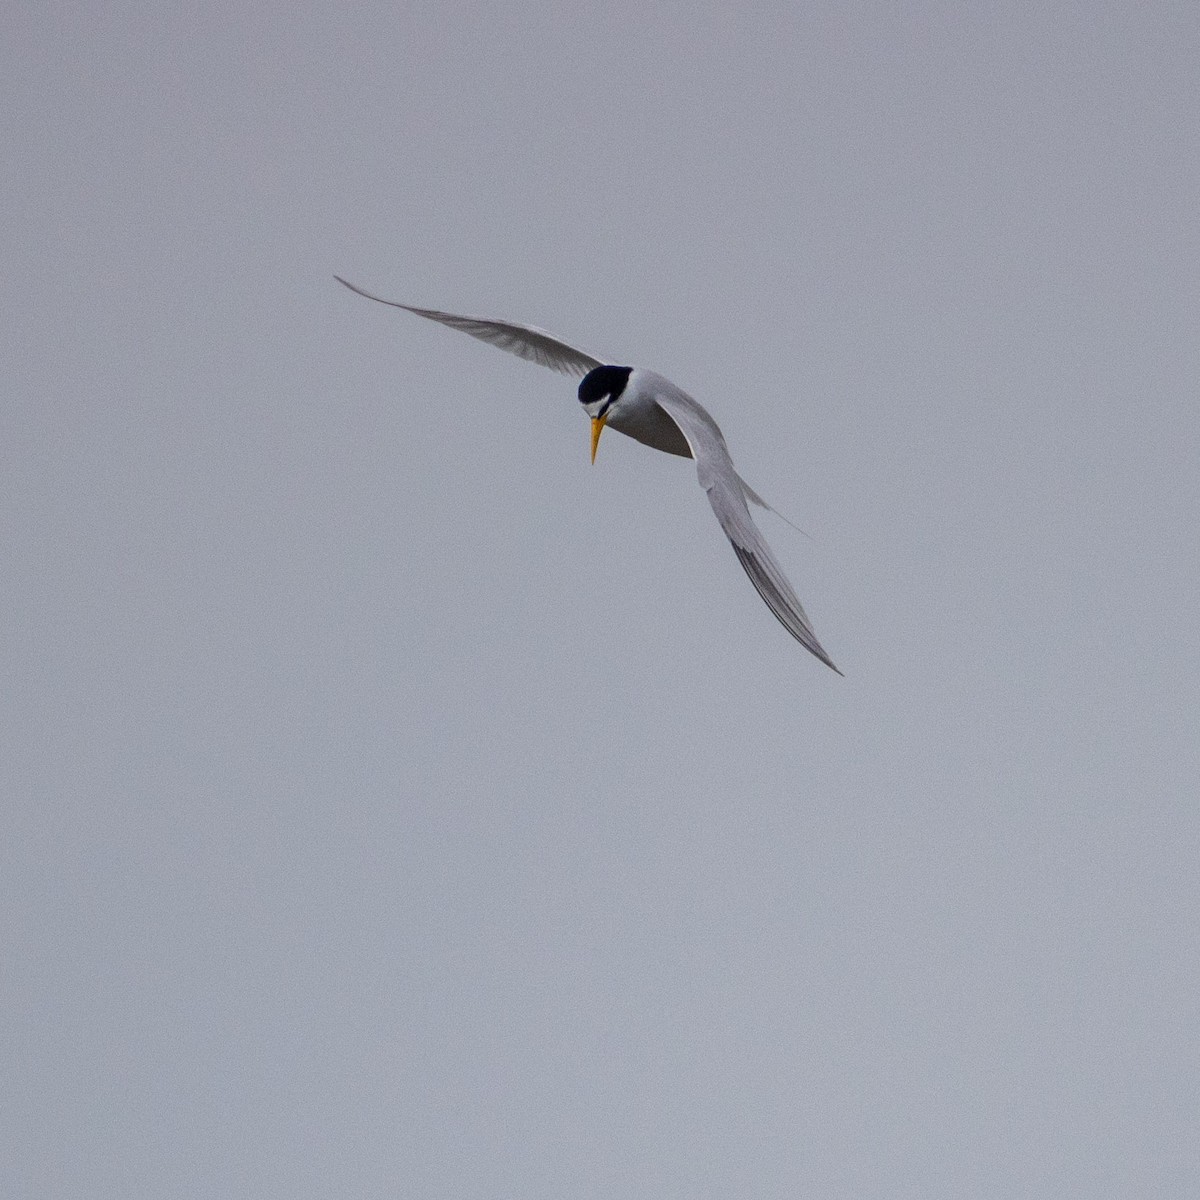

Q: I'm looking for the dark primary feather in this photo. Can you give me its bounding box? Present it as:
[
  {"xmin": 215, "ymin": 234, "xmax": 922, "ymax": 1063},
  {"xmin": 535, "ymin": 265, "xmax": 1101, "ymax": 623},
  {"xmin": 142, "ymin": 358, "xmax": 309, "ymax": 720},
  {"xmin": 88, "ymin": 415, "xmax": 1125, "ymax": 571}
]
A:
[{"xmin": 732, "ymin": 544, "xmax": 842, "ymax": 674}]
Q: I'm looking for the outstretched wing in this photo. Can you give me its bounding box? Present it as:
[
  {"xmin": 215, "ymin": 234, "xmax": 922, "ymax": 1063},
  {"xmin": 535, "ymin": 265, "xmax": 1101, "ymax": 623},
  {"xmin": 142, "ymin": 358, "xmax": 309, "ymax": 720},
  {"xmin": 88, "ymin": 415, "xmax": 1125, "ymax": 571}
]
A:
[
  {"xmin": 335, "ymin": 276, "xmax": 605, "ymax": 378},
  {"xmin": 649, "ymin": 379, "xmax": 841, "ymax": 674}
]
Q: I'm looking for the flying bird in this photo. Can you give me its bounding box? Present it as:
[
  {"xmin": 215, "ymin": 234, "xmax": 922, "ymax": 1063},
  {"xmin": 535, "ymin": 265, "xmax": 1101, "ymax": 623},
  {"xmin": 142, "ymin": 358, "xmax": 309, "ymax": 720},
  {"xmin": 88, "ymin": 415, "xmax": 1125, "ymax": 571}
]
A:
[{"xmin": 335, "ymin": 275, "xmax": 841, "ymax": 673}]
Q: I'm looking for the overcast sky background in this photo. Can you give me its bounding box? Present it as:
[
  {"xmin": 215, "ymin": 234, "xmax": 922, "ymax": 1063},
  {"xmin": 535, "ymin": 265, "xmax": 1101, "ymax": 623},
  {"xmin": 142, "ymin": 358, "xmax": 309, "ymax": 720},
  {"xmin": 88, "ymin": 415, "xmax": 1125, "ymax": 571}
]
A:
[{"xmin": 4, "ymin": 2, "xmax": 1198, "ymax": 1197}]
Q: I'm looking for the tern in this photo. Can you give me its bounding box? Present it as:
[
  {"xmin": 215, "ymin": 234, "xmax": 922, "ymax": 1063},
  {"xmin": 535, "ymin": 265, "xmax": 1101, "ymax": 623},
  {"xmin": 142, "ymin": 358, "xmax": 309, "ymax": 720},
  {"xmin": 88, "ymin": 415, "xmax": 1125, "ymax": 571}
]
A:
[{"xmin": 335, "ymin": 275, "xmax": 841, "ymax": 673}]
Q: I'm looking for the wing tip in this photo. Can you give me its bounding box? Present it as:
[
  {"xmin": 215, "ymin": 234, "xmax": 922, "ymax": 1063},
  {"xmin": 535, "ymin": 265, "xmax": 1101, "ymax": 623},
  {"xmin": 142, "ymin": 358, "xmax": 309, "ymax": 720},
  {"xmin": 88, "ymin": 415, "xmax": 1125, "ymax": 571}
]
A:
[
  {"xmin": 819, "ymin": 652, "xmax": 845, "ymax": 676},
  {"xmin": 334, "ymin": 274, "xmax": 388, "ymax": 305},
  {"xmin": 732, "ymin": 544, "xmax": 842, "ymax": 674}
]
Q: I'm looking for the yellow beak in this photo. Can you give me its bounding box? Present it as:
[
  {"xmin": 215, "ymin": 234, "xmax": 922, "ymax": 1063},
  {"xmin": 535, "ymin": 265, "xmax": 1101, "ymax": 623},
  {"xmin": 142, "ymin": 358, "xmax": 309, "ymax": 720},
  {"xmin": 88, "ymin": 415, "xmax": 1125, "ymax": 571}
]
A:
[{"xmin": 590, "ymin": 414, "xmax": 608, "ymax": 464}]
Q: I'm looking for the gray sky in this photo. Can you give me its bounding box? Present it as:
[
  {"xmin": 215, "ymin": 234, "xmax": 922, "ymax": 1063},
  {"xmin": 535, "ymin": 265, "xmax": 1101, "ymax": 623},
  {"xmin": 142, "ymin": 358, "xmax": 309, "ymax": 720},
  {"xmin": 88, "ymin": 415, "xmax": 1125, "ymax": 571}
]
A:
[{"xmin": 4, "ymin": 2, "xmax": 1198, "ymax": 1196}]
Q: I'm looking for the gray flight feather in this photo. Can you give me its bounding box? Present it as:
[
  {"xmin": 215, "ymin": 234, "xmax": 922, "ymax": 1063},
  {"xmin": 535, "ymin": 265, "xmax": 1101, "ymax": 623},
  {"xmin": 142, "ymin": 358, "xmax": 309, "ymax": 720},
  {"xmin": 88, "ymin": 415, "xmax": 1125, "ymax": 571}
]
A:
[
  {"xmin": 335, "ymin": 276, "xmax": 605, "ymax": 378},
  {"xmin": 647, "ymin": 376, "xmax": 841, "ymax": 673}
]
